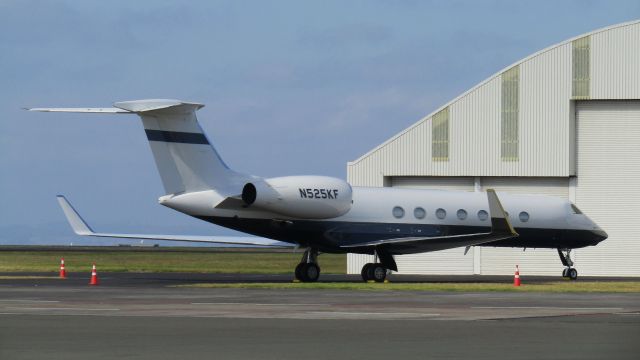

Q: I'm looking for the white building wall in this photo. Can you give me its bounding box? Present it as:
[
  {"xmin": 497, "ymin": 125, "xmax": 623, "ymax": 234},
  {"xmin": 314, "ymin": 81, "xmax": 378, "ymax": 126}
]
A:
[
  {"xmin": 449, "ymin": 77, "xmax": 501, "ymax": 175},
  {"xmin": 591, "ymin": 23, "xmax": 640, "ymax": 99},
  {"xmin": 518, "ymin": 43, "xmax": 572, "ymax": 176}
]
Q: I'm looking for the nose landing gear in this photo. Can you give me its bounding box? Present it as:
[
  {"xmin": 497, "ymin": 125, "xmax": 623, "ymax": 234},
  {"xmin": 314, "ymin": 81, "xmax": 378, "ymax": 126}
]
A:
[
  {"xmin": 294, "ymin": 248, "xmax": 320, "ymax": 282},
  {"xmin": 558, "ymin": 249, "xmax": 578, "ymax": 280}
]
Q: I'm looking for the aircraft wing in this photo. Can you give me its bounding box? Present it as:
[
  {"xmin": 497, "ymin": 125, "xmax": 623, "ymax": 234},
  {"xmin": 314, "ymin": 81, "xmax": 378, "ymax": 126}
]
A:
[
  {"xmin": 340, "ymin": 189, "xmax": 518, "ymax": 252},
  {"xmin": 56, "ymin": 195, "xmax": 293, "ymax": 248}
]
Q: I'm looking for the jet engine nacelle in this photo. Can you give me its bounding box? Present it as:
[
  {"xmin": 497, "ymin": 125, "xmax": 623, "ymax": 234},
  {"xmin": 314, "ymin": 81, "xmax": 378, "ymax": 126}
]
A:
[{"xmin": 241, "ymin": 176, "xmax": 353, "ymax": 219}]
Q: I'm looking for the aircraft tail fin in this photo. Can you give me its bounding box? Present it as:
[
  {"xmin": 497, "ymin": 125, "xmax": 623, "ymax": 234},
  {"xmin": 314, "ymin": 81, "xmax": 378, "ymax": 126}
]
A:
[{"xmin": 29, "ymin": 99, "xmax": 249, "ymax": 195}]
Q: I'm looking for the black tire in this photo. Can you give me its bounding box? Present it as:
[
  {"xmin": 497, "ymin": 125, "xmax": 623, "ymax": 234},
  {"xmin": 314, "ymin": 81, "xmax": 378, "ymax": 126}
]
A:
[
  {"xmin": 568, "ymin": 268, "xmax": 578, "ymax": 281},
  {"xmin": 370, "ymin": 264, "xmax": 387, "ymax": 283},
  {"xmin": 361, "ymin": 263, "xmax": 373, "ymax": 282},
  {"xmin": 301, "ymin": 263, "xmax": 320, "ymax": 282},
  {"xmin": 294, "ymin": 263, "xmax": 305, "ymax": 280},
  {"xmin": 562, "ymin": 268, "xmax": 569, "ymax": 278}
]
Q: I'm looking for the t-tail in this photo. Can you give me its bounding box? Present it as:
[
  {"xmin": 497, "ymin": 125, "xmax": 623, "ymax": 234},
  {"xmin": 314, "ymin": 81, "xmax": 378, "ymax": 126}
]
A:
[{"xmin": 28, "ymin": 99, "xmax": 250, "ymax": 197}]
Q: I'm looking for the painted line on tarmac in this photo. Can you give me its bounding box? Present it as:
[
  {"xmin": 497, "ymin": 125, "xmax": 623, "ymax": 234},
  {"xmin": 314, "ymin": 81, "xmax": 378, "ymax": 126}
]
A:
[
  {"xmin": 472, "ymin": 306, "xmax": 624, "ymax": 310},
  {"xmin": 6, "ymin": 307, "xmax": 120, "ymax": 311},
  {"xmin": 307, "ymin": 311, "xmax": 440, "ymax": 317},
  {"xmin": 191, "ymin": 302, "xmax": 330, "ymax": 306},
  {"xmin": 0, "ymin": 299, "xmax": 60, "ymax": 303}
]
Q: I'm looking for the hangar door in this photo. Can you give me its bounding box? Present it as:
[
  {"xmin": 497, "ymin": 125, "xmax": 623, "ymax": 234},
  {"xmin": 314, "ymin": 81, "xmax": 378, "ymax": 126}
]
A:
[{"xmin": 575, "ymin": 100, "xmax": 640, "ymax": 276}]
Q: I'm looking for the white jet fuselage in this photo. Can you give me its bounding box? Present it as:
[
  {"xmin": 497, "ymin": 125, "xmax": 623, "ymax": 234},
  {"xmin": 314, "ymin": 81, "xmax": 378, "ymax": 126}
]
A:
[{"xmin": 161, "ymin": 185, "xmax": 606, "ymax": 254}]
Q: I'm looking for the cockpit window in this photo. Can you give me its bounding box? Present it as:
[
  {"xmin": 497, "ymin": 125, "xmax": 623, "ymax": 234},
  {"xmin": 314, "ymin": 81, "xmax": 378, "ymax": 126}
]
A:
[{"xmin": 570, "ymin": 204, "xmax": 583, "ymax": 214}]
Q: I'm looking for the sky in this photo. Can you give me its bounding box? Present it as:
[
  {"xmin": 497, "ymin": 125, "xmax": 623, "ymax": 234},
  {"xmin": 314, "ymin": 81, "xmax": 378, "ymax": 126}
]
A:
[{"xmin": 1, "ymin": 0, "xmax": 639, "ymax": 244}]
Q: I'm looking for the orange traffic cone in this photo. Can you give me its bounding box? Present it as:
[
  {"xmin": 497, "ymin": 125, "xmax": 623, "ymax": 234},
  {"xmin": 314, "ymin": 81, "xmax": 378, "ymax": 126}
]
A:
[
  {"xmin": 59, "ymin": 258, "xmax": 66, "ymax": 279},
  {"xmin": 89, "ymin": 264, "xmax": 99, "ymax": 286},
  {"xmin": 514, "ymin": 265, "xmax": 521, "ymax": 286}
]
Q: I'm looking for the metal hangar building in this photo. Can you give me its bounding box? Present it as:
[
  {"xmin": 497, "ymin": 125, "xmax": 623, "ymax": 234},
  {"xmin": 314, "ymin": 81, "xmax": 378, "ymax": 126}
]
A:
[{"xmin": 347, "ymin": 20, "xmax": 640, "ymax": 277}]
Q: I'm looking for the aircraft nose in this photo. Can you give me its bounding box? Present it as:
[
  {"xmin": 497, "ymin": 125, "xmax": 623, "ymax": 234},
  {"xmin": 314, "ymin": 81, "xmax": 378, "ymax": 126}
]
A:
[{"xmin": 591, "ymin": 228, "xmax": 608, "ymax": 243}]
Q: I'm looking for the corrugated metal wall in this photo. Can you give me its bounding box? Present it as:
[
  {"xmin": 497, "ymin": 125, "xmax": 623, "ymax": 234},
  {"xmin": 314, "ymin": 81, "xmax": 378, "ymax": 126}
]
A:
[
  {"xmin": 574, "ymin": 100, "xmax": 640, "ymax": 276},
  {"xmin": 591, "ymin": 23, "xmax": 640, "ymax": 99},
  {"xmin": 348, "ymin": 250, "xmax": 477, "ymax": 275},
  {"xmin": 390, "ymin": 177, "xmax": 474, "ymax": 191},
  {"xmin": 480, "ymin": 177, "xmax": 568, "ymax": 197}
]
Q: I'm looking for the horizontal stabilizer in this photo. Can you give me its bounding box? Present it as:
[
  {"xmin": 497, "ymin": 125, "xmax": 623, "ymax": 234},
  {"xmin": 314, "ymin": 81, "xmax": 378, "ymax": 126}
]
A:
[
  {"xmin": 27, "ymin": 107, "xmax": 130, "ymax": 113},
  {"xmin": 56, "ymin": 196, "xmax": 292, "ymax": 248},
  {"xmin": 26, "ymin": 99, "xmax": 205, "ymax": 115}
]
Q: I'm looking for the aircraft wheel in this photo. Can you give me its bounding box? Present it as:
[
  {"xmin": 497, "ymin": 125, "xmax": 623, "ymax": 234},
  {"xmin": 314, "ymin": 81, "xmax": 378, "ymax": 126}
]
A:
[
  {"xmin": 294, "ymin": 263, "xmax": 305, "ymax": 280},
  {"xmin": 361, "ymin": 263, "xmax": 373, "ymax": 282},
  {"xmin": 300, "ymin": 263, "xmax": 320, "ymax": 282},
  {"xmin": 562, "ymin": 268, "xmax": 569, "ymax": 278},
  {"xmin": 568, "ymin": 268, "xmax": 578, "ymax": 281},
  {"xmin": 369, "ymin": 264, "xmax": 387, "ymax": 283}
]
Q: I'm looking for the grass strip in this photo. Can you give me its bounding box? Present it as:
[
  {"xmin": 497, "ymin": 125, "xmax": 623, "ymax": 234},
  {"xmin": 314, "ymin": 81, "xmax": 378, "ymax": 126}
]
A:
[
  {"xmin": 175, "ymin": 281, "xmax": 640, "ymax": 293},
  {"xmin": 0, "ymin": 250, "xmax": 346, "ymax": 274}
]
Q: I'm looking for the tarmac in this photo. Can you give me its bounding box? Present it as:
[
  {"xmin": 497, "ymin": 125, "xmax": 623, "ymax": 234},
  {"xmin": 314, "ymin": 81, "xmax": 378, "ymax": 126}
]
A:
[{"xmin": 1, "ymin": 272, "xmax": 639, "ymax": 359}]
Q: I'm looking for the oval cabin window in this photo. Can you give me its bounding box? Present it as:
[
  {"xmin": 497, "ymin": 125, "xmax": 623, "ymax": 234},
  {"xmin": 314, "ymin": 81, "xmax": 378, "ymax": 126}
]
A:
[
  {"xmin": 436, "ymin": 208, "xmax": 447, "ymax": 219},
  {"xmin": 392, "ymin": 206, "xmax": 405, "ymax": 219},
  {"xmin": 457, "ymin": 209, "xmax": 468, "ymax": 220},
  {"xmin": 477, "ymin": 210, "xmax": 488, "ymax": 221},
  {"xmin": 519, "ymin": 211, "xmax": 530, "ymax": 222},
  {"xmin": 414, "ymin": 207, "xmax": 426, "ymax": 219}
]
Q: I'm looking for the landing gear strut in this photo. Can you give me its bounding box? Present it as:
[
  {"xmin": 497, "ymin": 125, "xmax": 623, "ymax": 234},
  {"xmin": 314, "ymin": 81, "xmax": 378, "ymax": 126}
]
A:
[
  {"xmin": 361, "ymin": 248, "xmax": 397, "ymax": 283},
  {"xmin": 294, "ymin": 248, "xmax": 320, "ymax": 282},
  {"xmin": 558, "ymin": 248, "xmax": 578, "ymax": 280}
]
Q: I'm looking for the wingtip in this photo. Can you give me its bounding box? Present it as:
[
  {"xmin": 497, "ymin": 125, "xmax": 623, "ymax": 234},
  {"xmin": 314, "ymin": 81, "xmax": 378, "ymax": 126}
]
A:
[{"xmin": 56, "ymin": 195, "xmax": 94, "ymax": 235}]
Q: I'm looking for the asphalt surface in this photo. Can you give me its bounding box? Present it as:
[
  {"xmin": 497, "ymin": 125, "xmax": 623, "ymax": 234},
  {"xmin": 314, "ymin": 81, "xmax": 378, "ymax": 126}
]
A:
[{"xmin": 1, "ymin": 272, "xmax": 639, "ymax": 359}]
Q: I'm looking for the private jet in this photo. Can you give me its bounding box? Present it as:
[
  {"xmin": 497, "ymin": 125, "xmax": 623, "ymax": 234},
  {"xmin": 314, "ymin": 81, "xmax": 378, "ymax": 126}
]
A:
[{"xmin": 29, "ymin": 99, "xmax": 607, "ymax": 282}]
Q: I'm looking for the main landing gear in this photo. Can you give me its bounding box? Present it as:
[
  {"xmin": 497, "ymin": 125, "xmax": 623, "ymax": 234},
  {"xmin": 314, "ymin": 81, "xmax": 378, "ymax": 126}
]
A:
[
  {"xmin": 558, "ymin": 248, "xmax": 578, "ymax": 280},
  {"xmin": 294, "ymin": 248, "xmax": 320, "ymax": 282},
  {"xmin": 360, "ymin": 248, "xmax": 397, "ymax": 283},
  {"xmin": 361, "ymin": 263, "xmax": 388, "ymax": 282}
]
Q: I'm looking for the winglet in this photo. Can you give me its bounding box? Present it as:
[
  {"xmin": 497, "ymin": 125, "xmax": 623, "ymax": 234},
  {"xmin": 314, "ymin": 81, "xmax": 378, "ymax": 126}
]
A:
[
  {"xmin": 56, "ymin": 195, "xmax": 94, "ymax": 235},
  {"xmin": 486, "ymin": 189, "xmax": 518, "ymax": 236}
]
